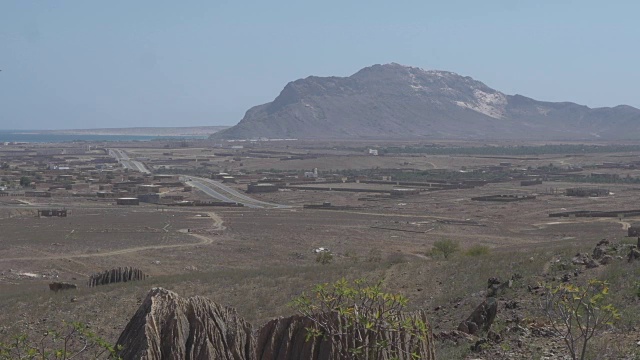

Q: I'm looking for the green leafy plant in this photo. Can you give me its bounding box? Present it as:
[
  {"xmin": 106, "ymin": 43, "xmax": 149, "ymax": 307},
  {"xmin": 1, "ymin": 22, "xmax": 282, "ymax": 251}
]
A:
[
  {"xmin": 429, "ymin": 239, "xmax": 460, "ymax": 259},
  {"xmin": 0, "ymin": 321, "xmax": 121, "ymax": 360},
  {"xmin": 291, "ymin": 278, "xmax": 430, "ymax": 359},
  {"xmin": 543, "ymin": 279, "xmax": 620, "ymax": 360}
]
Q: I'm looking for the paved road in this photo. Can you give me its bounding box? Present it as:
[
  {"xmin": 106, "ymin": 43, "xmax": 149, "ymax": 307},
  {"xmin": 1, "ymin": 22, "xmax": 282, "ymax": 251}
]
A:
[
  {"xmin": 109, "ymin": 149, "xmax": 151, "ymax": 174},
  {"xmin": 108, "ymin": 149, "xmax": 287, "ymax": 208},
  {"xmin": 183, "ymin": 176, "xmax": 290, "ymax": 209}
]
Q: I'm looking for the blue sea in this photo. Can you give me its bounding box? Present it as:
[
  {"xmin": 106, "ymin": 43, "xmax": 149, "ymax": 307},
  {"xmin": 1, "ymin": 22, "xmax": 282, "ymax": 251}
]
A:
[{"xmin": 0, "ymin": 131, "xmax": 206, "ymax": 143}]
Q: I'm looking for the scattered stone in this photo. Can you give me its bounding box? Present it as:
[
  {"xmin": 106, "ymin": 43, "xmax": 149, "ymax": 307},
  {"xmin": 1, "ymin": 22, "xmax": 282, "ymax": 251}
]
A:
[
  {"xmin": 470, "ymin": 338, "xmax": 488, "ymax": 352},
  {"xmin": 504, "ymin": 300, "xmax": 518, "ymax": 309},
  {"xmin": 435, "ymin": 330, "xmax": 475, "ymax": 344},
  {"xmin": 585, "ymin": 259, "xmax": 599, "ymax": 269},
  {"xmin": 629, "ymin": 248, "xmax": 640, "ymax": 262},
  {"xmin": 487, "ymin": 330, "xmax": 501, "ymax": 343},
  {"xmin": 600, "ymin": 254, "xmax": 613, "ymax": 265},
  {"xmin": 572, "ymin": 253, "xmax": 590, "ymax": 266},
  {"xmin": 487, "ymin": 277, "xmax": 512, "ymax": 297}
]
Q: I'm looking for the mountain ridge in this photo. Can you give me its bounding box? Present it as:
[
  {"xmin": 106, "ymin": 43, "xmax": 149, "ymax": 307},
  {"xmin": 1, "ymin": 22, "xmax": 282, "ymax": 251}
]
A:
[{"xmin": 212, "ymin": 63, "xmax": 640, "ymax": 140}]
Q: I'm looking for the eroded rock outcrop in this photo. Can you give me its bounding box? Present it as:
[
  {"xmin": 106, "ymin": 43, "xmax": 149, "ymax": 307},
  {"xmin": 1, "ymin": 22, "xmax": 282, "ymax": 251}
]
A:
[
  {"xmin": 88, "ymin": 267, "xmax": 147, "ymax": 287},
  {"xmin": 116, "ymin": 288, "xmax": 255, "ymax": 360},
  {"xmin": 116, "ymin": 288, "xmax": 436, "ymax": 360}
]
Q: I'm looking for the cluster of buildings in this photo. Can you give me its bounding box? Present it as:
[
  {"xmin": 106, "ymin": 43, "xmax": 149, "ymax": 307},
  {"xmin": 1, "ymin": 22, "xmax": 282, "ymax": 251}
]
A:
[{"xmin": 0, "ymin": 145, "xmax": 191, "ymax": 205}]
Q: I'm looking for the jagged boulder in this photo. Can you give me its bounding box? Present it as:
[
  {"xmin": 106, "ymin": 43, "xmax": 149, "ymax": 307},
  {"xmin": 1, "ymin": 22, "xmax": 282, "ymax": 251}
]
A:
[
  {"xmin": 48, "ymin": 282, "xmax": 77, "ymax": 292},
  {"xmin": 88, "ymin": 267, "xmax": 147, "ymax": 287},
  {"xmin": 116, "ymin": 288, "xmax": 255, "ymax": 360},
  {"xmin": 486, "ymin": 277, "xmax": 512, "ymax": 297},
  {"xmin": 592, "ymin": 239, "xmax": 610, "ymax": 259},
  {"xmin": 116, "ymin": 288, "xmax": 436, "ymax": 360},
  {"xmin": 458, "ymin": 297, "xmax": 498, "ymax": 336}
]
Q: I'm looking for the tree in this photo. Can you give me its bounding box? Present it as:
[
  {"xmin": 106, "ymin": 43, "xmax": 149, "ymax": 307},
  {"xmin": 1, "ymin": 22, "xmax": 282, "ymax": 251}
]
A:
[
  {"xmin": 0, "ymin": 321, "xmax": 121, "ymax": 359},
  {"xmin": 543, "ymin": 279, "xmax": 620, "ymax": 360},
  {"xmin": 19, "ymin": 176, "xmax": 31, "ymax": 187},
  {"xmin": 430, "ymin": 239, "xmax": 459, "ymax": 259},
  {"xmin": 291, "ymin": 278, "xmax": 431, "ymax": 359}
]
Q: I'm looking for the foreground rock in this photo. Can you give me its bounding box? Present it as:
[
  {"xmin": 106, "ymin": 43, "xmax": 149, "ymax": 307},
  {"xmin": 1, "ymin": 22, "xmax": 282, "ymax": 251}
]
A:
[
  {"xmin": 116, "ymin": 288, "xmax": 436, "ymax": 360},
  {"xmin": 116, "ymin": 288, "xmax": 254, "ymax": 360},
  {"xmin": 458, "ymin": 297, "xmax": 498, "ymax": 336}
]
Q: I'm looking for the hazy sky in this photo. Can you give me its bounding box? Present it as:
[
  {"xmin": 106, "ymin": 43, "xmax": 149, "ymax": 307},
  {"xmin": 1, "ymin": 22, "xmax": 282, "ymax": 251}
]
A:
[{"xmin": 1, "ymin": 1, "xmax": 639, "ymax": 130}]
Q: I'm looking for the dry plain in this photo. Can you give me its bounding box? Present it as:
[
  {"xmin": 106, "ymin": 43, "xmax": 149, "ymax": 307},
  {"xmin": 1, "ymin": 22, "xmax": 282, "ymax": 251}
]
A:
[{"xmin": 1, "ymin": 140, "xmax": 640, "ymax": 359}]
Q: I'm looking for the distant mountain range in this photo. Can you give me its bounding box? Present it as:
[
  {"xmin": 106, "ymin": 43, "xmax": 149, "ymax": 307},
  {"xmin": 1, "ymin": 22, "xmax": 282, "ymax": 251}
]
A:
[{"xmin": 212, "ymin": 63, "xmax": 640, "ymax": 140}]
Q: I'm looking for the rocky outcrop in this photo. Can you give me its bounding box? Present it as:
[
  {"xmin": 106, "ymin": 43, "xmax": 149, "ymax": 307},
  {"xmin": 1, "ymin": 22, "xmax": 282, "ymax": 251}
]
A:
[
  {"xmin": 116, "ymin": 288, "xmax": 255, "ymax": 360},
  {"xmin": 116, "ymin": 288, "xmax": 436, "ymax": 360},
  {"xmin": 458, "ymin": 297, "xmax": 498, "ymax": 336},
  {"xmin": 48, "ymin": 282, "xmax": 77, "ymax": 292},
  {"xmin": 88, "ymin": 267, "xmax": 147, "ymax": 287}
]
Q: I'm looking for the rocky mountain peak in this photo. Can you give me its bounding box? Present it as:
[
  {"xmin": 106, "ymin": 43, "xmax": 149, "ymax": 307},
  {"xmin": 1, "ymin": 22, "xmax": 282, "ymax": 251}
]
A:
[{"xmin": 211, "ymin": 64, "xmax": 640, "ymax": 140}]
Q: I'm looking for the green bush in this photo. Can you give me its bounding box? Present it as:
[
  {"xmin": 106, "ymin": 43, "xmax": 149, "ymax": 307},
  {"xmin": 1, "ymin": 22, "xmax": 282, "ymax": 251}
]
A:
[
  {"xmin": 0, "ymin": 321, "xmax": 121, "ymax": 360},
  {"xmin": 465, "ymin": 245, "xmax": 490, "ymax": 256},
  {"xmin": 315, "ymin": 251, "xmax": 333, "ymax": 265},
  {"xmin": 429, "ymin": 239, "xmax": 460, "ymax": 259},
  {"xmin": 291, "ymin": 278, "xmax": 430, "ymax": 359}
]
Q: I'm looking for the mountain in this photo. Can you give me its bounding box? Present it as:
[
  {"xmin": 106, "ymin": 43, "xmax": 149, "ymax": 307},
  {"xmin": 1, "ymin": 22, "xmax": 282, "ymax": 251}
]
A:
[{"xmin": 211, "ymin": 63, "xmax": 640, "ymax": 140}]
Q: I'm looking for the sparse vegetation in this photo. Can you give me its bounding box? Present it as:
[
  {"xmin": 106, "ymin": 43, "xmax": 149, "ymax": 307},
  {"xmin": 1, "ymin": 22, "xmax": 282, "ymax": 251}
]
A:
[
  {"xmin": 315, "ymin": 251, "xmax": 334, "ymax": 265},
  {"xmin": 428, "ymin": 239, "xmax": 460, "ymax": 259},
  {"xmin": 465, "ymin": 244, "xmax": 490, "ymax": 256},
  {"xmin": 19, "ymin": 176, "xmax": 31, "ymax": 187},
  {"xmin": 543, "ymin": 279, "xmax": 620, "ymax": 360},
  {"xmin": 291, "ymin": 278, "xmax": 431, "ymax": 359},
  {"xmin": 0, "ymin": 322, "xmax": 121, "ymax": 360}
]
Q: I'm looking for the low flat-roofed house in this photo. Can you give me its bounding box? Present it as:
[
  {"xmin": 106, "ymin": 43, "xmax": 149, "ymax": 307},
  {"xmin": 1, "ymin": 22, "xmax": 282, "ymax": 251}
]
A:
[
  {"xmin": 390, "ymin": 188, "xmax": 420, "ymax": 197},
  {"xmin": 628, "ymin": 224, "xmax": 640, "ymax": 237},
  {"xmin": 116, "ymin": 197, "xmax": 139, "ymax": 205},
  {"xmin": 38, "ymin": 209, "xmax": 67, "ymax": 217},
  {"xmin": 247, "ymin": 183, "xmax": 278, "ymax": 193}
]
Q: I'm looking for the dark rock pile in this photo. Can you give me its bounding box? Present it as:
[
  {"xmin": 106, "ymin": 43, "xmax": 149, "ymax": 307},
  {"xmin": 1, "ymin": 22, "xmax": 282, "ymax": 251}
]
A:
[
  {"xmin": 88, "ymin": 267, "xmax": 147, "ymax": 287},
  {"xmin": 48, "ymin": 282, "xmax": 77, "ymax": 292}
]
